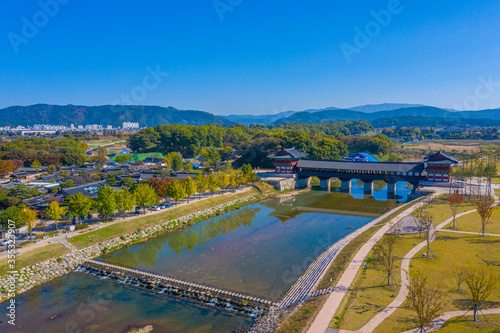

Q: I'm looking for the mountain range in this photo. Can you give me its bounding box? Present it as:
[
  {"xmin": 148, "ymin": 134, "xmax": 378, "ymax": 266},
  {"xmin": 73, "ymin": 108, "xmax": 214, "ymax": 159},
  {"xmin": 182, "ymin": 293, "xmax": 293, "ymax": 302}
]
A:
[{"xmin": 1, "ymin": 103, "xmax": 500, "ymax": 128}]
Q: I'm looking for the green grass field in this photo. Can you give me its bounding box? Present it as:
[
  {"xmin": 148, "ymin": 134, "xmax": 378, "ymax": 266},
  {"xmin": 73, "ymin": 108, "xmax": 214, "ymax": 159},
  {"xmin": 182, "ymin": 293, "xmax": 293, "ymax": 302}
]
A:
[
  {"xmin": 374, "ymin": 232, "xmax": 500, "ymax": 333},
  {"xmin": 447, "ymin": 206, "xmax": 500, "ymax": 235},
  {"xmin": 109, "ymin": 152, "xmax": 164, "ymax": 162}
]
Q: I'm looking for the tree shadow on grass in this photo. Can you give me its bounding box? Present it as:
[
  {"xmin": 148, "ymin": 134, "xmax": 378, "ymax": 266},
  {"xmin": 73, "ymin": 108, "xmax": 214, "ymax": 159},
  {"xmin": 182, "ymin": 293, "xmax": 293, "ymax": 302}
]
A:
[
  {"xmin": 352, "ymin": 302, "xmax": 384, "ymax": 315},
  {"xmin": 437, "ymin": 235, "xmax": 460, "ymax": 241},
  {"xmin": 467, "ymin": 237, "xmax": 500, "ymax": 244},
  {"xmin": 452, "ymin": 299, "xmax": 500, "ymax": 311}
]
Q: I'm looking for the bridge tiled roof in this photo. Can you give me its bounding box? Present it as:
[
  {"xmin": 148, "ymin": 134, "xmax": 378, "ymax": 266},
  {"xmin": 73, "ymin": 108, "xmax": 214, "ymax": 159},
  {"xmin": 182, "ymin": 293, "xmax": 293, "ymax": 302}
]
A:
[
  {"xmin": 422, "ymin": 151, "xmax": 458, "ymax": 164},
  {"xmin": 269, "ymin": 147, "xmax": 309, "ymax": 159},
  {"xmin": 297, "ymin": 159, "xmax": 424, "ymax": 173}
]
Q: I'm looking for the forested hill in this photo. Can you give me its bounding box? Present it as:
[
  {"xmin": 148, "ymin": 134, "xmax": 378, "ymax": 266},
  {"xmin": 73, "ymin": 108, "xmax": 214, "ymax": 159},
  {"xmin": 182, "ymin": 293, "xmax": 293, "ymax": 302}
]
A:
[{"xmin": 0, "ymin": 104, "xmax": 232, "ymax": 127}]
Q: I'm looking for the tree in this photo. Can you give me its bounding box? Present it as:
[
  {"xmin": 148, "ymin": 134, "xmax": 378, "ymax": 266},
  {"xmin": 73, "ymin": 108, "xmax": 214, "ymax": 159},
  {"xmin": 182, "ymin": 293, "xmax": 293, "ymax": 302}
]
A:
[
  {"xmin": 60, "ymin": 179, "xmax": 75, "ymax": 188},
  {"xmin": 147, "ymin": 177, "xmax": 170, "ymax": 197},
  {"xmin": 115, "ymin": 154, "xmax": 133, "ymax": 164},
  {"xmin": 201, "ymin": 147, "xmax": 221, "ymax": 170},
  {"xmin": 45, "ymin": 201, "xmax": 68, "ymax": 231},
  {"xmin": 57, "ymin": 170, "xmax": 70, "ymax": 178},
  {"xmin": 475, "ymin": 196, "xmax": 494, "ymax": 237},
  {"xmin": 218, "ymin": 172, "xmax": 230, "ymax": 193},
  {"xmin": 195, "ymin": 173, "xmax": 208, "ymax": 198},
  {"xmin": 183, "ymin": 177, "xmax": 197, "ymax": 203},
  {"xmin": 46, "ymin": 164, "xmax": 57, "ymax": 174},
  {"xmin": 17, "ymin": 207, "xmax": 38, "ymax": 240},
  {"xmin": 120, "ymin": 176, "xmax": 135, "ymax": 188},
  {"xmin": 114, "ymin": 188, "xmax": 136, "ymax": 218},
  {"xmin": 171, "ymin": 153, "xmax": 184, "ymax": 171},
  {"xmin": 447, "ymin": 193, "xmax": 464, "ymax": 230},
  {"xmin": 406, "ymin": 269, "xmax": 446, "ymax": 333},
  {"xmin": 67, "ymin": 192, "xmax": 93, "ymax": 223},
  {"xmin": 421, "ymin": 212, "xmax": 434, "ymax": 259},
  {"xmin": 134, "ymin": 183, "xmax": 157, "ymax": 214},
  {"xmin": 0, "ymin": 160, "xmax": 16, "ymax": 175},
  {"xmin": 95, "ymin": 185, "xmax": 117, "ymax": 221},
  {"xmin": 167, "ymin": 180, "xmax": 186, "ymax": 203},
  {"xmin": 241, "ymin": 164, "xmax": 255, "ymax": 182},
  {"xmin": 464, "ymin": 265, "xmax": 497, "ymax": 321},
  {"xmin": 207, "ymin": 174, "xmax": 220, "ymax": 196},
  {"xmin": 373, "ymin": 233, "xmax": 399, "ymax": 286},
  {"xmin": 451, "ymin": 266, "xmax": 468, "ymax": 294},
  {"xmin": 31, "ymin": 158, "xmax": 42, "ymax": 171}
]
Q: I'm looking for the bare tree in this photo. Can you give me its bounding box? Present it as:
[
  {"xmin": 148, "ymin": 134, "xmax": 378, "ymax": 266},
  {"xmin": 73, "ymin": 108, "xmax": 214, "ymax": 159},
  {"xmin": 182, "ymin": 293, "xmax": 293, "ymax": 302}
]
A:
[
  {"xmin": 475, "ymin": 196, "xmax": 494, "ymax": 237},
  {"xmin": 373, "ymin": 233, "xmax": 399, "ymax": 287},
  {"xmin": 451, "ymin": 266, "xmax": 467, "ymax": 294},
  {"xmin": 447, "ymin": 193, "xmax": 464, "ymax": 230},
  {"xmin": 406, "ymin": 269, "xmax": 446, "ymax": 333},
  {"xmin": 420, "ymin": 212, "xmax": 434, "ymax": 259},
  {"xmin": 464, "ymin": 265, "xmax": 497, "ymax": 322}
]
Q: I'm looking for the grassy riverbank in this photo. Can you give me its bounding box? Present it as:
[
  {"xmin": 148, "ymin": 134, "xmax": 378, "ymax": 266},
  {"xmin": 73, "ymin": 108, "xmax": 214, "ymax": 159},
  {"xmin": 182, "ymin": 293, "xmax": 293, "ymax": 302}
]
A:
[
  {"xmin": 374, "ymin": 232, "xmax": 500, "ymax": 333},
  {"xmin": 0, "ymin": 243, "xmax": 69, "ymax": 276},
  {"xmin": 69, "ymin": 188, "xmax": 261, "ymax": 249}
]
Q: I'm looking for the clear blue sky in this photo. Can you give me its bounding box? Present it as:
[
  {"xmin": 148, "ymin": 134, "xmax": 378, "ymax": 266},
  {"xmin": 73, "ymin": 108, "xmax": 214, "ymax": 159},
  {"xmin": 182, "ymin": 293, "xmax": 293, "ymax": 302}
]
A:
[{"xmin": 1, "ymin": 0, "xmax": 500, "ymax": 115}]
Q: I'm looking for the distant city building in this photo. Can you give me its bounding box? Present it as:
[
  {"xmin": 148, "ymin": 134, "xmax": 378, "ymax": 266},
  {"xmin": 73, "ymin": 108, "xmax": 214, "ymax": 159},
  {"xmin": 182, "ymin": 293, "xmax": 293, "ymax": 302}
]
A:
[
  {"xmin": 122, "ymin": 122, "xmax": 139, "ymax": 130},
  {"xmin": 107, "ymin": 125, "xmax": 113, "ymax": 130},
  {"xmin": 85, "ymin": 124, "xmax": 103, "ymax": 131}
]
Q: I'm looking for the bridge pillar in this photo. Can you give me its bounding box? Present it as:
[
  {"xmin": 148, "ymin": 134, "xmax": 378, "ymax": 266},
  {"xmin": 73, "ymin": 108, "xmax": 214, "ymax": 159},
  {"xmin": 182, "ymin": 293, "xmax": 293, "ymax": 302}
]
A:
[
  {"xmin": 363, "ymin": 180, "xmax": 374, "ymax": 195},
  {"xmin": 387, "ymin": 182, "xmax": 396, "ymax": 195},
  {"xmin": 320, "ymin": 178, "xmax": 331, "ymax": 191},
  {"xmin": 340, "ymin": 179, "xmax": 351, "ymax": 193}
]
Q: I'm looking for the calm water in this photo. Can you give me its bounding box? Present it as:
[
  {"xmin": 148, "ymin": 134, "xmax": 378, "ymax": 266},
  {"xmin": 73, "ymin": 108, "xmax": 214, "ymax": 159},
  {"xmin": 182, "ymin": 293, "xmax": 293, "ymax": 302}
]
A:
[{"xmin": 1, "ymin": 184, "xmax": 410, "ymax": 333}]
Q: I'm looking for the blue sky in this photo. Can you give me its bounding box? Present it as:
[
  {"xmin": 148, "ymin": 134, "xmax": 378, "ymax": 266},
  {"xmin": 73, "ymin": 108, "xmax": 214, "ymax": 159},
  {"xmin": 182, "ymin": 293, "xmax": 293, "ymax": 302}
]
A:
[{"xmin": 1, "ymin": 0, "xmax": 500, "ymax": 115}]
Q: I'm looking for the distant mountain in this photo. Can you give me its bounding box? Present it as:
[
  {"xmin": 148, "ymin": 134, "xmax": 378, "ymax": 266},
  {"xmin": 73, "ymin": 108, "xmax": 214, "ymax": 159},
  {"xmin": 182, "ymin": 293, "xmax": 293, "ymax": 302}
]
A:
[
  {"xmin": 222, "ymin": 104, "xmax": 446, "ymax": 125},
  {"xmin": 223, "ymin": 111, "xmax": 297, "ymax": 125},
  {"xmin": 273, "ymin": 106, "xmax": 500, "ymax": 125},
  {"xmin": 347, "ymin": 103, "xmax": 427, "ymax": 113},
  {"xmin": 372, "ymin": 116, "xmax": 500, "ymax": 128},
  {"xmin": 0, "ymin": 104, "xmax": 232, "ymax": 127}
]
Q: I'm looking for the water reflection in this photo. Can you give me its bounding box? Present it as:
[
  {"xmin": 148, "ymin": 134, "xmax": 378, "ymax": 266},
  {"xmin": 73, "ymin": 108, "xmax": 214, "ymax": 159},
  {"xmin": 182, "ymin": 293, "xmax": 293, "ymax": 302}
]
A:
[{"xmin": 101, "ymin": 191, "xmax": 379, "ymax": 300}]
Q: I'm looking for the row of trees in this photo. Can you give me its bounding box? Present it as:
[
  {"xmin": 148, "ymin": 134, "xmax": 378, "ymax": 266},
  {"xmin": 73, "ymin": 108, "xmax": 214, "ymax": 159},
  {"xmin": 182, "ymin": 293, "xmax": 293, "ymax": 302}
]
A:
[{"xmin": 127, "ymin": 122, "xmax": 389, "ymax": 168}]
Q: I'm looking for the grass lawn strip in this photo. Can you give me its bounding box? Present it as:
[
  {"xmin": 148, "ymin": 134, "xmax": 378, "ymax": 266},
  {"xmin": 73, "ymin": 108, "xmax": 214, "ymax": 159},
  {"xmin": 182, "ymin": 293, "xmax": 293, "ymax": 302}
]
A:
[{"xmin": 0, "ymin": 243, "xmax": 69, "ymax": 276}]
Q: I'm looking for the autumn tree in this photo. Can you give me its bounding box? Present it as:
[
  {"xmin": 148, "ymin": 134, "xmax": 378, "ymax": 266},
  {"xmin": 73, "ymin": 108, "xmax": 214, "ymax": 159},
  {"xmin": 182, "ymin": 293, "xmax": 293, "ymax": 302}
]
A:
[
  {"xmin": 147, "ymin": 177, "xmax": 170, "ymax": 197},
  {"xmin": 134, "ymin": 183, "xmax": 157, "ymax": 214},
  {"xmin": 241, "ymin": 163, "xmax": 255, "ymax": 182},
  {"xmin": 31, "ymin": 158, "xmax": 42, "ymax": 171},
  {"xmin": 447, "ymin": 193, "xmax": 464, "ymax": 230},
  {"xmin": 406, "ymin": 270, "xmax": 446, "ymax": 333},
  {"xmin": 464, "ymin": 265, "xmax": 497, "ymax": 321},
  {"xmin": 0, "ymin": 160, "xmax": 16, "ymax": 175},
  {"xmin": 475, "ymin": 196, "xmax": 494, "ymax": 237},
  {"xmin": 17, "ymin": 206, "xmax": 38, "ymax": 240},
  {"xmin": 45, "ymin": 201, "xmax": 68, "ymax": 231},
  {"xmin": 373, "ymin": 233, "xmax": 399, "ymax": 287},
  {"xmin": 218, "ymin": 172, "xmax": 230, "ymax": 193},
  {"xmin": 183, "ymin": 177, "xmax": 197, "ymax": 203}
]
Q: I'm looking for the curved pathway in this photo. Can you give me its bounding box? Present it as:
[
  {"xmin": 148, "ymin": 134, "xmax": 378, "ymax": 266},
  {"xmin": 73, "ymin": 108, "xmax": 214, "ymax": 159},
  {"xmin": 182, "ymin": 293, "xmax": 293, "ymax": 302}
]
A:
[
  {"xmin": 400, "ymin": 308, "xmax": 500, "ymax": 333},
  {"xmin": 307, "ymin": 192, "xmax": 441, "ymax": 333},
  {"xmin": 343, "ymin": 190, "xmax": 500, "ymax": 333}
]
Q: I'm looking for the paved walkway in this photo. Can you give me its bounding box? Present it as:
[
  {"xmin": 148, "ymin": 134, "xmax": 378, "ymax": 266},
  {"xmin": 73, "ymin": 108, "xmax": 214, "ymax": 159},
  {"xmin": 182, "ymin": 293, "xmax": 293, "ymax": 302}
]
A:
[
  {"xmin": 400, "ymin": 308, "xmax": 500, "ymax": 333},
  {"xmin": 307, "ymin": 192, "xmax": 440, "ymax": 333}
]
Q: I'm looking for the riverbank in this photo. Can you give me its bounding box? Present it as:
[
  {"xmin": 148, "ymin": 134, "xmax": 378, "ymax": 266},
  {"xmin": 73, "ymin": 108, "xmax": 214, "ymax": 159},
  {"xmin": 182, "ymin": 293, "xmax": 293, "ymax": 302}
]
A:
[{"xmin": 0, "ymin": 184, "xmax": 311, "ymax": 303}]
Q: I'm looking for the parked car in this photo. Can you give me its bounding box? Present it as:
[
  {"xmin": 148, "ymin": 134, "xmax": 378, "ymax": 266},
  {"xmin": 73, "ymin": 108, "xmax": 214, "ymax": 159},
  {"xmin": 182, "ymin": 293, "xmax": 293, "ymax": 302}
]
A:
[
  {"xmin": 149, "ymin": 206, "xmax": 161, "ymax": 211},
  {"xmin": 42, "ymin": 235, "xmax": 49, "ymax": 240},
  {"xmin": 160, "ymin": 202, "xmax": 173, "ymax": 209},
  {"xmin": 135, "ymin": 207, "xmax": 142, "ymax": 214}
]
